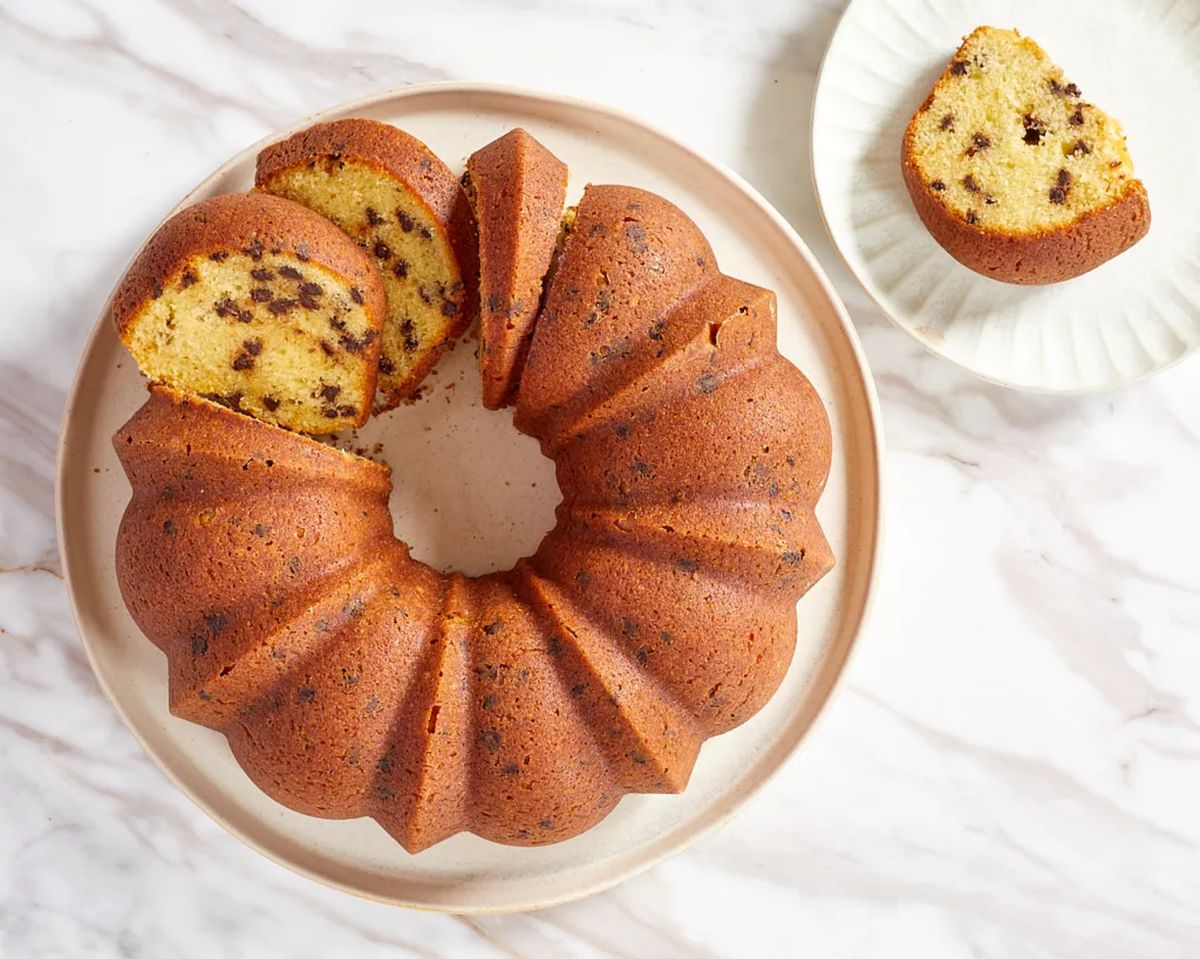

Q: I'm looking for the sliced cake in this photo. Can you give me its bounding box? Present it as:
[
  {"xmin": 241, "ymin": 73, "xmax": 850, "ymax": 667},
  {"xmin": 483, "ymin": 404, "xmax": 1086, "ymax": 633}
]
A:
[
  {"xmin": 112, "ymin": 191, "xmax": 387, "ymax": 433},
  {"xmin": 256, "ymin": 119, "xmax": 479, "ymax": 409},
  {"xmin": 464, "ymin": 129, "xmax": 569, "ymax": 409},
  {"xmin": 902, "ymin": 26, "xmax": 1150, "ymax": 284}
]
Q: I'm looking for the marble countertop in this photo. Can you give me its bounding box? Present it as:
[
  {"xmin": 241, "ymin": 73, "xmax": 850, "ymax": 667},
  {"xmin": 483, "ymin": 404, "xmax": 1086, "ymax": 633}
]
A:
[{"xmin": 3, "ymin": 0, "xmax": 1198, "ymax": 955}]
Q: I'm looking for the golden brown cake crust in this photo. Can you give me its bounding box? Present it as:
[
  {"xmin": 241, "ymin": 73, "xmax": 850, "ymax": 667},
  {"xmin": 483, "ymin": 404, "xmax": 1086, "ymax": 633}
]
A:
[
  {"xmin": 465, "ymin": 128, "xmax": 569, "ymax": 409},
  {"xmin": 255, "ymin": 118, "xmax": 480, "ymax": 406},
  {"xmin": 112, "ymin": 184, "xmax": 837, "ymax": 854},
  {"xmin": 902, "ymin": 130, "xmax": 1151, "ymax": 285},
  {"xmin": 112, "ymin": 191, "xmax": 386, "ymax": 344}
]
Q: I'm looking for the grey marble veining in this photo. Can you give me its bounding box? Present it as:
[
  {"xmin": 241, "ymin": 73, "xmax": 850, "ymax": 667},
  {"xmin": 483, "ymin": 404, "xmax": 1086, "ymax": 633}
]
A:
[{"xmin": 2, "ymin": 0, "xmax": 1198, "ymax": 955}]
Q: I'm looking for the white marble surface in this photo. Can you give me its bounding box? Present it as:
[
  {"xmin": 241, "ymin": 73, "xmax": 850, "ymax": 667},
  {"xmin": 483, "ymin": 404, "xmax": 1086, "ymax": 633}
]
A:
[{"xmin": 2, "ymin": 0, "xmax": 1199, "ymax": 955}]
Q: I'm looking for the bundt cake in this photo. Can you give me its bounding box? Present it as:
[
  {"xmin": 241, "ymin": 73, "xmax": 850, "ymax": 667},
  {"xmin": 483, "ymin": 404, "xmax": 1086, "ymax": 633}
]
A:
[
  {"xmin": 113, "ymin": 192, "xmax": 387, "ymax": 433},
  {"xmin": 112, "ymin": 183, "xmax": 835, "ymax": 851},
  {"xmin": 256, "ymin": 119, "xmax": 479, "ymax": 408},
  {"xmin": 463, "ymin": 128, "xmax": 569, "ymax": 409},
  {"xmin": 902, "ymin": 26, "xmax": 1150, "ymax": 284}
]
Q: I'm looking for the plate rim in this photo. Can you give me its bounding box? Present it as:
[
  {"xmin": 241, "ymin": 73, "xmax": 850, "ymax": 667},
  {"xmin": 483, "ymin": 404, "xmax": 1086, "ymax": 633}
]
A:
[
  {"xmin": 810, "ymin": 0, "xmax": 1198, "ymax": 395},
  {"xmin": 56, "ymin": 80, "xmax": 885, "ymax": 913}
]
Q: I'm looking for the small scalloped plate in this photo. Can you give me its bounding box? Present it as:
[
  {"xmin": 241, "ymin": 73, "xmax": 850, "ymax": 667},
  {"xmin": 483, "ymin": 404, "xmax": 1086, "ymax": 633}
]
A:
[
  {"xmin": 57, "ymin": 84, "xmax": 882, "ymax": 913},
  {"xmin": 812, "ymin": 0, "xmax": 1200, "ymax": 392}
]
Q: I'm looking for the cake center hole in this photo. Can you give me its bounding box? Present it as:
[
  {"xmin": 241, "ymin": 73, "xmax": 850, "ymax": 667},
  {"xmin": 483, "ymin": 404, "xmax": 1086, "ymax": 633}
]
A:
[{"xmin": 355, "ymin": 336, "xmax": 560, "ymax": 577}]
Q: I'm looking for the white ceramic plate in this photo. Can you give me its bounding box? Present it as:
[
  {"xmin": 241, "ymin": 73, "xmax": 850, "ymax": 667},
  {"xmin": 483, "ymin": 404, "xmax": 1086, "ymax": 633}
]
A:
[
  {"xmin": 812, "ymin": 0, "xmax": 1200, "ymax": 392},
  {"xmin": 57, "ymin": 83, "xmax": 882, "ymax": 913}
]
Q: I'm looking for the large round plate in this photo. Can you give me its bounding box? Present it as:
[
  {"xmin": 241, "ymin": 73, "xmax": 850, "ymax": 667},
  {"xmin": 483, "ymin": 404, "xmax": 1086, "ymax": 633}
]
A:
[
  {"xmin": 813, "ymin": 0, "xmax": 1200, "ymax": 392},
  {"xmin": 57, "ymin": 83, "xmax": 882, "ymax": 913}
]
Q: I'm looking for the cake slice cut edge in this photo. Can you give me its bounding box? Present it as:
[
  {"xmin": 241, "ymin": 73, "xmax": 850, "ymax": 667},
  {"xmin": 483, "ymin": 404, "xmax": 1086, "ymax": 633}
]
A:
[{"xmin": 901, "ymin": 26, "xmax": 1150, "ymax": 284}]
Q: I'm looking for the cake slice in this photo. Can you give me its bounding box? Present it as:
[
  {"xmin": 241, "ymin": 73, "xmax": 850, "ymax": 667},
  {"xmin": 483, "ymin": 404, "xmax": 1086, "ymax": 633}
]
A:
[
  {"xmin": 256, "ymin": 119, "xmax": 479, "ymax": 409},
  {"xmin": 902, "ymin": 26, "xmax": 1149, "ymax": 284},
  {"xmin": 463, "ymin": 129, "xmax": 569, "ymax": 409},
  {"xmin": 113, "ymin": 192, "xmax": 387, "ymax": 433}
]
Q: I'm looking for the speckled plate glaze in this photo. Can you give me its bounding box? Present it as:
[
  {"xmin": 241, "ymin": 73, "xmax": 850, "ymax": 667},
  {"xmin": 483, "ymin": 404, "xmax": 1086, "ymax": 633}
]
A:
[
  {"xmin": 813, "ymin": 0, "xmax": 1200, "ymax": 392},
  {"xmin": 57, "ymin": 83, "xmax": 882, "ymax": 913}
]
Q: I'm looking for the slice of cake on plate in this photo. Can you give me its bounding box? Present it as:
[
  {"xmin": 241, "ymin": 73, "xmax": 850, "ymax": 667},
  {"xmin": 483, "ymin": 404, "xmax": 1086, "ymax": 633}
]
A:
[{"xmin": 902, "ymin": 26, "xmax": 1150, "ymax": 284}]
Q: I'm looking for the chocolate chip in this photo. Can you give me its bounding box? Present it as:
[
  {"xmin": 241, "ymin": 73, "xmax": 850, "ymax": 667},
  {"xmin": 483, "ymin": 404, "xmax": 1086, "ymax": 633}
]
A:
[
  {"xmin": 1071, "ymin": 139, "xmax": 1092, "ymax": 156},
  {"xmin": 483, "ymin": 620, "xmax": 503, "ymax": 635},
  {"xmin": 624, "ymin": 222, "xmax": 648, "ymax": 253},
  {"xmin": 337, "ymin": 404, "xmax": 357, "ymax": 418},
  {"xmin": 295, "ymin": 686, "xmax": 315, "ymax": 703},
  {"xmin": 339, "ymin": 329, "xmax": 378, "ymax": 353},
  {"xmin": 950, "ymin": 60, "xmax": 968, "ymax": 76},
  {"xmin": 478, "ymin": 729, "xmax": 502, "ymax": 752},
  {"xmin": 441, "ymin": 300, "xmax": 458, "ymax": 317},
  {"xmin": 320, "ymin": 384, "xmax": 341, "ymax": 401},
  {"xmin": 251, "ymin": 267, "xmax": 274, "ymax": 281},
  {"xmin": 232, "ymin": 351, "xmax": 255, "ymax": 371},
  {"xmin": 299, "ymin": 282, "xmax": 322, "ymax": 298},
  {"xmin": 180, "ymin": 270, "xmax": 197, "ymax": 289},
  {"xmin": 243, "ymin": 338, "xmax": 262, "ymax": 355},
  {"xmin": 378, "ymin": 356, "xmax": 395, "ymax": 374},
  {"xmin": 418, "ymin": 285, "xmax": 433, "ymax": 305},
  {"xmin": 162, "ymin": 519, "xmax": 175, "ymax": 535},
  {"xmin": 373, "ymin": 241, "xmax": 391, "ymax": 260},
  {"xmin": 1065, "ymin": 82, "xmax": 1081, "ymax": 97},
  {"xmin": 252, "ymin": 524, "xmax": 268, "ymax": 538},
  {"xmin": 279, "ymin": 265, "xmax": 302, "ymax": 280},
  {"xmin": 548, "ymin": 636, "xmax": 563, "ymax": 656},
  {"xmin": 1057, "ymin": 168, "xmax": 1072, "ymax": 188},
  {"xmin": 1023, "ymin": 114, "xmax": 1045, "ymax": 146},
  {"xmin": 939, "ymin": 113, "xmax": 955, "ymax": 131},
  {"xmin": 320, "ymin": 340, "xmax": 336, "ymax": 356},
  {"xmin": 966, "ymin": 210, "xmax": 979, "ymax": 224},
  {"xmin": 392, "ymin": 259, "xmax": 409, "ymax": 279},
  {"xmin": 963, "ymin": 175, "xmax": 981, "ymax": 193},
  {"xmin": 287, "ymin": 555, "xmax": 300, "ymax": 574},
  {"xmin": 349, "ymin": 286, "xmax": 364, "ymax": 305},
  {"xmin": 150, "ymin": 278, "xmax": 163, "ymax": 299},
  {"xmin": 250, "ymin": 287, "xmax": 272, "ymax": 302},
  {"xmin": 676, "ymin": 558, "xmax": 699, "ymax": 574},
  {"xmin": 208, "ymin": 251, "xmax": 229, "ymax": 262},
  {"xmin": 191, "ymin": 634, "xmax": 207, "ymax": 656},
  {"xmin": 263, "ymin": 395, "xmax": 280, "ymax": 411},
  {"xmin": 323, "ymin": 407, "xmax": 339, "ymax": 419},
  {"xmin": 205, "ymin": 612, "xmax": 228, "ymax": 634},
  {"xmin": 243, "ymin": 239, "xmax": 264, "ymax": 261},
  {"xmin": 501, "ymin": 762, "xmax": 519, "ymax": 776},
  {"xmin": 397, "ymin": 211, "xmax": 414, "ymax": 232},
  {"xmin": 697, "ymin": 372, "xmax": 718, "ymax": 395},
  {"xmin": 1069, "ymin": 108, "xmax": 1084, "ymax": 126},
  {"xmin": 299, "ymin": 292, "xmax": 320, "ymax": 310},
  {"xmin": 575, "ymin": 570, "xmax": 591, "ymax": 590},
  {"xmin": 965, "ymin": 132, "xmax": 991, "ymax": 157},
  {"xmin": 365, "ymin": 207, "xmax": 383, "ymax": 226},
  {"xmin": 782, "ymin": 550, "xmax": 806, "ymax": 566},
  {"xmin": 419, "ymin": 225, "xmax": 432, "ymax": 239},
  {"xmin": 267, "ymin": 298, "xmax": 296, "ymax": 315},
  {"xmin": 930, "ymin": 179, "xmax": 946, "ymax": 192},
  {"xmin": 295, "ymin": 244, "xmax": 309, "ymax": 261}
]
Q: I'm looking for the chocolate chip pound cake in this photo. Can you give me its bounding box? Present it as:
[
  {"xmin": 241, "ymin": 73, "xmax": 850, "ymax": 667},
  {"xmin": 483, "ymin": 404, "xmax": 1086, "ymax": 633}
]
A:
[
  {"xmin": 902, "ymin": 26, "xmax": 1150, "ymax": 284},
  {"xmin": 256, "ymin": 119, "xmax": 480, "ymax": 409},
  {"xmin": 113, "ymin": 192, "xmax": 387, "ymax": 433},
  {"xmin": 464, "ymin": 129, "xmax": 569, "ymax": 409}
]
